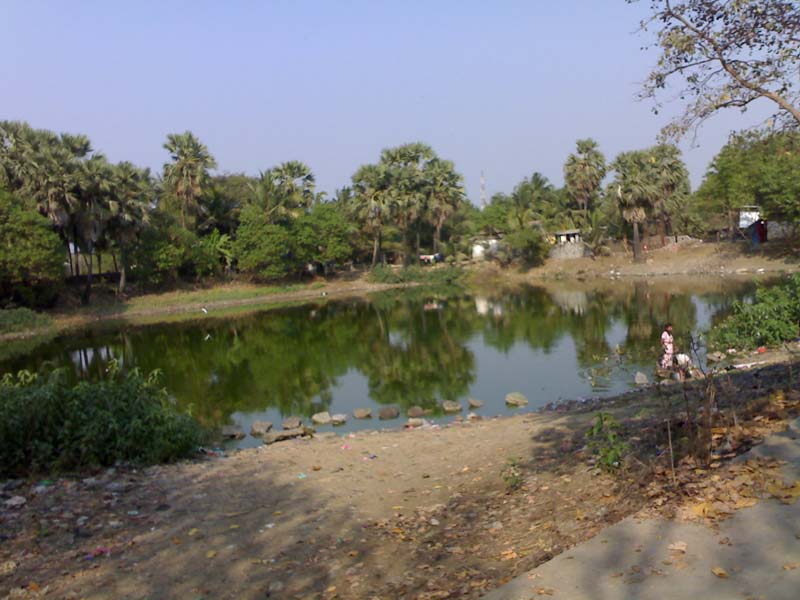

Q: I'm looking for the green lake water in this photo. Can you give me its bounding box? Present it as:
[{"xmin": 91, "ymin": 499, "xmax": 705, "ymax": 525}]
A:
[{"xmin": 0, "ymin": 279, "xmax": 762, "ymax": 447}]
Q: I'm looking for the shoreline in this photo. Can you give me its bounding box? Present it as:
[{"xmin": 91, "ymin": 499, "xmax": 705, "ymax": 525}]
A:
[
  {"xmin": 1, "ymin": 241, "xmax": 798, "ymax": 344},
  {"xmin": 2, "ymin": 355, "xmax": 799, "ymax": 599}
]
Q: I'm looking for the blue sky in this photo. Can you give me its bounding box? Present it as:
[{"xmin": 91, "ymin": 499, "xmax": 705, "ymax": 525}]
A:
[{"xmin": 1, "ymin": 1, "xmax": 773, "ymax": 202}]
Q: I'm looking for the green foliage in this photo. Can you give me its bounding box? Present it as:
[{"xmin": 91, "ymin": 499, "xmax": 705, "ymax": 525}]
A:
[
  {"xmin": 0, "ymin": 364, "xmax": 205, "ymax": 476},
  {"xmin": 501, "ymin": 457, "xmax": 524, "ymax": 491},
  {"xmin": 504, "ymin": 229, "xmax": 548, "ymax": 266},
  {"xmin": 586, "ymin": 412, "xmax": 628, "ymax": 472},
  {"xmin": 710, "ymin": 274, "xmax": 800, "ymax": 350},
  {"xmin": 162, "ymin": 131, "xmax": 217, "ymax": 230},
  {"xmin": 697, "ymin": 131, "xmax": 800, "ymax": 228},
  {"xmin": 367, "ymin": 265, "xmax": 463, "ymax": 286},
  {"xmin": 0, "ymin": 307, "xmax": 53, "ymax": 334},
  {"xmin": 0, "ymin": 189, "xmax": 64, "ymax": 307},
  {"xmin": 564, "ymin": 138, "xmax": 607, "ymax": 216},
  {"xmin": 293, "ymin": 202, "xmax": 353, "ymax": 270},
  {"xmin": 638, "ymin": 0, "xmax": 800, "ymax": 139},
  {"xmin": 194, "ymin": 229, "xmax": 232, "ymax": 277},
  {"xmin": 234, "ymin": 204, "xmax": 293, "ymax": 280}
]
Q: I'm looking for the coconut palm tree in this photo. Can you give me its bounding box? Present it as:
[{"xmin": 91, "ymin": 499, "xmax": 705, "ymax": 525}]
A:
[
  {"xmin": 564, "ymin": 139, "xmax": 607, "ymax": 220},
  {"xmin": 162, "ymin": 131, "xmax": 217, "ymax": 230}
]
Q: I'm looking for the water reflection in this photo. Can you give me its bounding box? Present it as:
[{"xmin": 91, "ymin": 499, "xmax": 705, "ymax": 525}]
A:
[{"xmin": 0, "ymin": 279, "xmax": 761, "ymax": 434}]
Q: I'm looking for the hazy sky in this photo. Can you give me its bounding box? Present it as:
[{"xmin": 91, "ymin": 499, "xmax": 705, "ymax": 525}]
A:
[{"xmin": 2, "ymin": 1, "xmax": 773, "ymax": 202}]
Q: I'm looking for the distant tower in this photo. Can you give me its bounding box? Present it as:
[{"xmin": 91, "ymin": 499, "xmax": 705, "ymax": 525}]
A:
[{"xmin": 480, "ymin": 171, "xmax": 487, "ymax": 210}]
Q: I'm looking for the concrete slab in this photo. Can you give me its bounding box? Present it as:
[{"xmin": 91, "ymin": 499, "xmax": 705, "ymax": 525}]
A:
[{"xmin": 483, "ymin": 419, "xmax": 800, "ymax": 600}]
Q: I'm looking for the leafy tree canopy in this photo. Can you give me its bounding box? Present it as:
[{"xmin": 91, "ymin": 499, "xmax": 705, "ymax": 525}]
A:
[{"xmin": 635, "ymin": 0, "xmax": 800, "ymax": 138}]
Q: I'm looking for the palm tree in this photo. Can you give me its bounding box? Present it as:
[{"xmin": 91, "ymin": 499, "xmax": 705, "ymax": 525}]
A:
[
  {"xmin": 611, "ymin": 151, "xmax": 658, "ymax": 262},
  {"xmin": 351, "ymin": 164, "xmax": 391, "ymax": 266},
  {"xmin": 650, "ymin": 144, "xmax": 690, "ymax": 246},
  {"xmin": 425, "ymin": 158, "xmax": 464, "ymax": 253},
  {"xmin": 162, "ymin": 131, "xmax": 217, "ymax": 229},
  {"xmin": 380, "ymin": 143, "xmax": 436, "ymax": 265},
  {"xmin": 271, "ymin": 160, "xmax": 316, "ymax": 215},
  {"xmin": 564, "ymin": 139, "xmax": 607, "ymax": 220},
  {"xmin": 76, "ymin": 154, "xmax": 114, "ymax": 303},
  {"xmin": 0, "ymin": 122, "xmax": 92, "ymax": 275},
  {"xmin": 109, "ymin": 162, "xmax": 152, "ymax": 294}
]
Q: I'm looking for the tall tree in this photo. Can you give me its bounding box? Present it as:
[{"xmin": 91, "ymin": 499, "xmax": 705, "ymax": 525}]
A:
[
  {"xmin": 379, "ymin": 142, "xmax": 436, "ymax": 265},
  {"xmin": 108, "ymin": 162, "xmax": 152, "ymax": 294},
  {"xmin": 611, "ymin": 150, "xmax": 659, "ymax": 261},
  {"xmin": 635, "ymin": 0, "xmax": 800, "ymax": 138},
  {"xmin": 564, "ymin": 139, "xmax": 607, "ymax": 219},
  {"xmin": 425, "ymin": 158, "xmax": 464, "ymax": 253},
  {"xmin": 351, "ymin": 164, "xmax": 391, "ymax": 266},
  {"xmin": 162, "ymin": 132, "xmax": 217, "ymax": 229},
  {"xmin": 271, "ymin": 160, "xmax": 316, "ymax": 215},
  {"xmin": 0, "ymin": 121, "xmax": 93, "ymax": 275},
  {"xmin": 76, "ymin": 154, "xmax": 114, "ymax": 303},
  {"xmin": 649, "ymin": 144, "xmax": 690, "ymax": 246}
]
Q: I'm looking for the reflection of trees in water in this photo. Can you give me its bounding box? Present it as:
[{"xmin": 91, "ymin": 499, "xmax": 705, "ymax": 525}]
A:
[{"xmin": 0, "ymin": 280, "xmax": 761, "ymax": 426}]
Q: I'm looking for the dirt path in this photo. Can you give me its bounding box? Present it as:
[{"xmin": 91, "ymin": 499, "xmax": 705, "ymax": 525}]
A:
[
  {"xmin": 524, "ymin": 240, "xmax": 799, "ymax": 280},
  {"xmin": 0, "ymin": 410, "xmax": 634, "ymax": 600}
]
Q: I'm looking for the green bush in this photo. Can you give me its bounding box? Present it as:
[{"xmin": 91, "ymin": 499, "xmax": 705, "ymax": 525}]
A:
[
  {"xmin": 0, "ymin": 364, "xmax": 205, "ymax": 477},
  {"xmin": 0, "ymin": 307, "xmax": 52, "ymax": 335},
  {"xmin": 0, "ymin": 189, "xmax": 65, "ymax": 307},
  {"xmin": 504, "ymin": 229, "xmax": 548, "ymax": 266},
  {"xmin": 709, "ymin": 275, "xmax": 800, "ymax": 350},
  {"xmin": 586, "ymin": 412, "xmax": 628, "ymax": 473},
  {"xmin": 368, "ymin": 264, "xmax": 463, "ymax": 285},
  {"xmin": 234, "ymin": 204, "xmax": 294, "ymax": 280}
]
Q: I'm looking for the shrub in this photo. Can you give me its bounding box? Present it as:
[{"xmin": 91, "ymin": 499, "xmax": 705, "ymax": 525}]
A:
[
  {"xmin": 234, "ymin": 205, "xmax": 294, "ymax": 280},
  {"xmin": 0, "ymin": 189, "xmax": 64, "ymax": 307},
  {"xmin": 709, "ymin": 275, "xmax": 800, "ymax": 350},
  {"xmin": 0, "ymin": 307, "xmax": 52, "ymax": 335},
  {"xmin": 0, "ymin": 364, "xmax": 205, "ymax": 477},
  {"xmin": 501, "ymin": 457, "xmax": 524, "ymax": 491},
  {"xmin": 586, "ymin": 412, "xmax": 628, "ymax": 472},
  {"xmin": 368, "ymin": 265, "xmax": 463, "ymax": 285},
  {"xmin": 504, "ymin": 229, "xmax": 548, "ymax": 266}
]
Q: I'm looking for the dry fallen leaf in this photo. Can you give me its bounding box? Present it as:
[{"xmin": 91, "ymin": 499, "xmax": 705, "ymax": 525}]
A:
[
  {"xmin": 711, "ymin": 566, "xmax": 729, "ymax": 579},
  {"xmin": 500, "ymin": 549, "xmax": 519, "ymax": 561},
  {"xmin": 668, "ymin": 541, "xmax": 688, "ymax": 553},
  {"xmin": 783, "ymin": 562, "xmax": 800, "ymax": 571},
  {"xmin": 206, "ymin": 550, "xmax": 217, "ymax": 559},
  {"xmin": 533, "ymin": 587, "xmax": 556, "ymax": 596},
  {"xmin": 187, "ymin": 528, "xmax": 199, "ymax": 537}
]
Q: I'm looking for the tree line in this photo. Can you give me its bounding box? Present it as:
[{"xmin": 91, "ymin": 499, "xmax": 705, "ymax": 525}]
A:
[{"xmin": 0, "ymin": 119, "xmax": 797, "ymax": 308}]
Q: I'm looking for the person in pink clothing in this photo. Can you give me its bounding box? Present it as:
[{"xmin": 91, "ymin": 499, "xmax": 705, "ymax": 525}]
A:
[{"xmin": 660, "ymin": 323, "xmax": 674, "ymax": 369}]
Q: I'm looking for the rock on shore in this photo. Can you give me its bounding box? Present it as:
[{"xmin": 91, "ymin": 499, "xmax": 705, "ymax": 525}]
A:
[
  {"xmin": 250, "ymin": 421, "xmax": 273, "ymax": 437},
  {"xmin": 379, "ymin": 406, "xmax": 400, "ymax": 420},
  {"xmin": 505, "ymin": 392, "xmax": 528, "ymax": 407}
]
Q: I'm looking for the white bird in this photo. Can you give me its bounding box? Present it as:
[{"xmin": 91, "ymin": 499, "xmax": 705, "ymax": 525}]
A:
[
  {"xmin": 204, "ymin": 333, "xmax": 212, "ymax": 341},
  {"xmin": 201, "ymin": 307, "xmax": 208, "ymax": 314}
]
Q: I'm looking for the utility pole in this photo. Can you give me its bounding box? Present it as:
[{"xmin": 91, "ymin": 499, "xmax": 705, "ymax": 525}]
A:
[{"xmin": 480, "ymin": 170, "xmax": 487, "ymax": 210}]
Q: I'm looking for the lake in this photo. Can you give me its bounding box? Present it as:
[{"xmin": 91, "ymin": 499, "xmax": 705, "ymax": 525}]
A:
[{"xmin": 0, "ymin": 278, "xmax": 763, "ymax": 447}]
